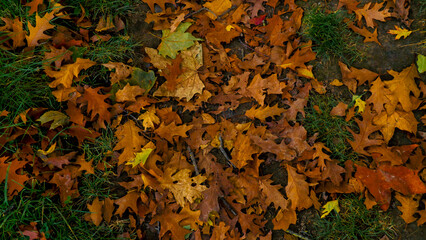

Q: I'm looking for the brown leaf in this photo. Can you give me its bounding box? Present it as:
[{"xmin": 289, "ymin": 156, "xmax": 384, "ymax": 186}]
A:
[
  {"xmin": 115, "ymin": 84, "xmax": 145, "ymax": 102},
  {"xmin": 47, "ymin": 58, "xmax": 96, "ymax": 88},
  {"xmin": 355, "ymin": 165, "xmax": 426, "ymax": 210},
  {"xmin": 87, "ymin": 197, "xmax": 103, "ymax": 226},
  {"xmin": 286, "ymin": 165, "xmax": 312, "ymax": 210},
  {"xmin": 113, "ymin": 120, "xmax": 147, "ymax": 165},
  {"xmin": 395, "ymin": 193, "xmax": 419, "ymax": 224},
  {"xmin": 155, "ymin": 121, "xmax": 193, "ymax": 143},
  {"xmin": 26, "ymin": 11, "xmax": 56, "ymax": 47}
]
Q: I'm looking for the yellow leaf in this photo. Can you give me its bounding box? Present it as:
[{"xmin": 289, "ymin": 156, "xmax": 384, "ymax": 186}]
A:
[
  {"xmin": 204, "ymin": 0, "xmax": 232, "ymax": 20},
  {"xmin": 37, "ymin": 142, "xmax": 57, "ymax": 156},
  {"xmin": 225, "ymin": 25, "xmax": 235, "ymax": 31},
  {"xmin": 321, "ymin": 200, "xmax": 340, "ymax": 218},
  {"xmin": 353, "ymin": 95, "xmax": 366, "ymax": 113},
  {"xmin": 126, "ymin": 142, "xmax": 155, "ymax": 168},
  {"xmin": 138, "ymin": 108, "xmax": 160, "ymax": 129},
  {"xmin": 330, "ymin": 79, "xmax": 343, "ymax": 86},
  {"xmin": 388, "ymin": 25, "xmax": 412, "ymax": 40},
  {"xmin": 37, "ymin": 111, "xmax": 69, "ymax": 130}
]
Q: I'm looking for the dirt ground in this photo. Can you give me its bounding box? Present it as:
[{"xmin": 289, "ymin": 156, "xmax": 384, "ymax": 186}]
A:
[{"xmin": 126, "ymin": 0, "xmax": 425, "ymax": 239}]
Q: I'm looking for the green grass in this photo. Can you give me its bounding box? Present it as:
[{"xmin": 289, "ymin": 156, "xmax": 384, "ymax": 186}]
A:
[
  {"xmin": 66, "ymin": 0, "xmax": 138, "ymax": 20},
  {"xmin": 0, "ymin": 49, "xmax": 59, "ymax": 125},
  {"xmin": 0, "ymin": 182, "xmax": 135, "ymax": 240},
  {"xmin": 302, "ymin": 94, "xmax": 358, "ymax": 162},
  {"xmin": 302, "ymin": 8, "xmax": 361, "ymax": 65},
  {"xmin": 312, "ymin": 195, "xmax": 397, "ymax": 240}
]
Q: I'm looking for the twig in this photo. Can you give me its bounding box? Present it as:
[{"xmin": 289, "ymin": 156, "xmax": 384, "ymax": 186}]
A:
[
  {"xmin": 219, "ymin": 134, "xmax": 237, "ymax": 169},
  {"xmin": 184, "ymin": 7, "xmax": 217, "ymax": 19},
  {"xmin": 285, "ymin": 229, "xmax": 312, "ymax": 240},
  {"xmin": 187, "ymin": 146, "xmax": 199, "ymax": 175}
]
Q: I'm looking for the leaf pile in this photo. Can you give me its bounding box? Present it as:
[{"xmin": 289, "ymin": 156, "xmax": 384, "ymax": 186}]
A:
[{"xmin": 0, "ymin": 0, "xmax": 425, "ymax": 239}]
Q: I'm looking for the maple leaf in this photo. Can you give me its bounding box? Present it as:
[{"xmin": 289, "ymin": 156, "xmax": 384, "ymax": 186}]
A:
[
  {"xmin": 154, "ymin": 43, "xmax": 204, "ymax": 100},
  {"xmin": 388, "ymin": 25, "xmax": 412, "ymax": 39},
  {"xmin": 87, "ymin": 197, "xmax": 103, "ymax": 226},
  {"xmin": 102, "ymin": 62, "xmax": 133, "ymax": 85},
  {"xmin": 26, "ymin": 11, "xmax": 56, "ymax": 47},
  {"xmin": 47, "ymin": 58, "xmax": 96, "ymax": 88},
  {"xmin": 137, "ymin": 107, "xmax": 160, "ymax": 129},
  {"xmin": 355, "ymin": 165, "xmax": 426, "ymax": 210},
  {"xmin": 286, "ymin": 165, "xmax": 312, "ymax": 210},
  {"xmin": 354, "ymin": 2, "xmax": 391, "ymax": 28},
  {"xmin": 160, "ymin": 168, "xmax": 207, "ymax": 206},
  {"xmin": 37, "ymin": 111, "xmax": 69, "ymax": 130},
  {"xmin": 203, "ymin": 0, "xmax": 232, "ymax": 20},
  {"xmin": 113, "ymin": 120, "xmax": 147, "ymax": 165},
  {"xmin": 158, "ymin": 22, "xmax": 202, "ymax": 59}
]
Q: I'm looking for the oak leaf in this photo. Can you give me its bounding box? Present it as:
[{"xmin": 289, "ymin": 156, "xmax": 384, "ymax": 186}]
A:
[
  {"xmin": 155, "ymin": 121, "xmax": 193, "ymax": 143},
  {"xmin": 114, "ymin": 120, "xmax": 147, "ymax": 165},
  {"xmin": 0, "ymin": 157, "xmax": 29, "ymax": 198},
  {"xmin": 204, "ymin": 0, "xmax": 232, "ymax": 20},
  {"xmin": 395, "ymin": 193, "xmax": 419, "ymax": 224},
  {"xmin": 25, "ymin": 0, "xmax": 44, "ymax": 15},
  {"xmin": 347, "ymin": 107, "xmax": 382, "ymax": 156},
  {"xmin": 388, "ymin": 25, "xmax": 412, "ymax": 39},
  {"xmin": 355, "ymin": 165, "xmax": 426, "ymax": 210},
  {"xmin": 115, "ymin": 83, "xmax": 144, "ymax": 102},
  {"xmin": 81, "ymin": 86, "xmax": 111, "ymax": 128},
  {"xmin": 160, "ymin": 168, "xmax": 207, "ymax": 206},
  {"xmin": 354, "ymin": 2, "xmax": 391, "ymax": 28},
  {"xmin": 348, "ymin": 22, "xmax": 381, "ymax": 45},
  {"xmin": 286, "ymin": 165, "xmax": 312, "ymax": 210},
  {"xmin": 150, "ymin": 204, "xmax": 192, "ymax": 239},
  {"xmin": 259, "ymin": 178, "xmax": 288, "ymax": 211},
  {"xmin": 126, "ymin": 142, "xmax": 155, "ymax": 168},
  {"xmin": 142, "ymin": 0, "xmax": 176, "ymax": 12},
  {"xmin": 366, "ymin": 77, "xmax": 392, "ymax": 114},
  {"xmin": 272, "ymin": 208, "xmax": 297, "ymax": 230},
  {"xmin": 373, "ymin": 109, "xmax": 417, "ymax": 143},
  {"xmin": 245, "ymin": 104, "xmax": 285, "ymax": 121},
  {"xmin": 26, "ymin": 11, "xmax": 56, "ymax": 47},
  {"xmin": 115, "ymin": 191, "xmax": 139, "ymax": 217},
  {"xmin": 383, "ymin": 64, "xmax": 420, "ymax": 113},
  {"xmin": 47, "ymin": 58, "xmax": 96, "ymax": 88},
  {"xmin": 87, "ymin": 197, "xmax": 103, "ymax": 226}
]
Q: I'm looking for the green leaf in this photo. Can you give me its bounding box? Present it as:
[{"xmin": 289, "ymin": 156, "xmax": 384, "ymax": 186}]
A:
[
  {"xmin": 417, "ymin": 54, "xmax": 425, "ymax": 74},
  {"xmin": 321, "ymin": 200, "xmax": 340, "ymax": 218},
  {"xmin": 37, "ymin": 111, "xmax": 69, "ymax": 130},
  {"xmin": 126, "ymin": 148, "xmax": 153, "ymax": 167},
  {"xmin": 158, "ymin": 22, "xmax": 203, "ymax": 59}
]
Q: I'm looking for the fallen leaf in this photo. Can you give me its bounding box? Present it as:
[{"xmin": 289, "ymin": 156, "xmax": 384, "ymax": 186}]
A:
[
  {"xmin": 321, "ymin": 200, "xmax": 340, "ymax": 218},
  {"xmin": 395, "ymin": 193, "xmax": 418, "ymax": 224},
  {"xmin": 37, "ymin": 111, "xmax": 69, "ymax": 130},
  {"xmin": 388, "ymin": 25, "xmax": 412, "ymax": 40},
  {"xmin": 204, "ymin": 0, "xmax": 232, "ymax": 20},
  {"xmin": 87, "ymin": 197, "xmax": 103, "ymax": 226},
  {"xmin": 160, "ymin": 168, "xmax": 207, "ymax": 206},
  {"xmin": 158, "ymin": 22, "xmax": 202, "ymax": 59}
]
